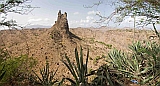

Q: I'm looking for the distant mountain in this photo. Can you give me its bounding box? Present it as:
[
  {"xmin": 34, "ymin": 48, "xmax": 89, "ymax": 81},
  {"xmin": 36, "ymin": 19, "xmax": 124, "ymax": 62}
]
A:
[{"xmin": 26, "ymin": 24, "xmax": 51, "ymax": 28}]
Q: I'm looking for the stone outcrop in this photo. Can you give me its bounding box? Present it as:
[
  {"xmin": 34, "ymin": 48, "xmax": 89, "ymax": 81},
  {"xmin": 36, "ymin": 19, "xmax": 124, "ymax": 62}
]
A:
[
  {"xmin": 50, "ymin": 10, "xmax": 70, "ymax": 42},
  {"xmin": 50, "ymin": 10, "xmax": 80, "ymax": 42},
  {"xmin": 54, "ymin": 10, "xmax": 69, "ymax": 34}
]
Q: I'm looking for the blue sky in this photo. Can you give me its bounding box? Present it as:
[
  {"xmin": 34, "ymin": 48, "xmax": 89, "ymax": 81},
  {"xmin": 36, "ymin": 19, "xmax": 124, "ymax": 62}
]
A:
[{"xmin": 1, "ymin": 0, "xmax": 160, "ymax": 29}]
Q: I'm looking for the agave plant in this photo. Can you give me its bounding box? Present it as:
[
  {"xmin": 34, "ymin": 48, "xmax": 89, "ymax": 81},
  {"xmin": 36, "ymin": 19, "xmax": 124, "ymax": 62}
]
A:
[
  {"xmin": 91, "ymin": 64, "xmax": 123, "ymax": 86},
  {"xmin": 108, "ymin": 41, "xmax": 160, "ymax": 85},
  {"xmin": 129, "ymin": 41, "xmax": 160, "ymax": 85},
  {"xmin": 61, "ymin": 47, "xmax": 92, "ymax": 86},
  {"xmin": 31, "ymin": 58, "xmax": 58, "ymax": 86}
]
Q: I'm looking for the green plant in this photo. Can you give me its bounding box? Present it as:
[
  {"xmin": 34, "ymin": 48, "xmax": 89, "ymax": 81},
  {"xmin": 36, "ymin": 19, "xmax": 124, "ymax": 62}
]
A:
[
  {"xmin": 95, "ymin": 56, "xmax": 101, "ymax": 60},
  {"xmin": 95, "ymin": 41, "xmax": 112, "ymax": 49},
  {"xmin": 0, "ymin": 48, "xmax": 8, "ymax": 84},
  {"xmin": 0, "ymin": 65, "xmax": 6, "ymax": 81},
  {"xmin": 61, "ymin": 47, "xmax": 92, "ymax": 86},
  {"xmin": 93, "ymin": 56, "xmax": 102, "ymax": 65},
  {"xmin": 129, "ymin": 41, "xmax": 160, "ymax": 85},
  {"xmin": 31, "ymin": 58, "xmax": 58, "ymax": 86},
  {"xmin": 0, "ymin": 48, "xmax": 10, "ymax": 63},
  {"xmin": 89, "ymin": 38, "xmax": 95, "ymax": 44},
  {"xmin": 91, "ymin": 64, "xmax": 122, "ymax": 86},
  {"xmin": 0, "ymin": 55, "xmax": 36, "ymax": 85},
  {"xmin": 107, "ymin": 41, "xmax": 160, "ymax": 85}
]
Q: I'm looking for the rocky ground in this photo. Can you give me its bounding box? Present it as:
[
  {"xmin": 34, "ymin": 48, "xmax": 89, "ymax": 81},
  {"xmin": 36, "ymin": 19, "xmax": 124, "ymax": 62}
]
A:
[{"xmin": 0, "ymin": 27, "xmax": 157, "ymax": 80}]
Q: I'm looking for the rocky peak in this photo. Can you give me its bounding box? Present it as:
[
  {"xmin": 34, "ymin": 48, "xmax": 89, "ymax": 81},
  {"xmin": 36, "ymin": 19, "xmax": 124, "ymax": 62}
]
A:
[
  {"xmin": 50, "ymin": 10, "xmax": 70, "ymax": 42},
  {"xmin": 54, "ymin": 10, "xmax": 69, "ymax": 34},
  {"xmin": 50, "ymin": 10, "xmax": 81, "ymax": 42}
]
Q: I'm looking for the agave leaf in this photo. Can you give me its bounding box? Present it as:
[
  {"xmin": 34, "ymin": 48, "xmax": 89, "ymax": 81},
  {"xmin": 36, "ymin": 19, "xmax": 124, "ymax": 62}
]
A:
[
  {"xmin": 75, "ymin": 47, "xmax": 82, "ymax": 82},
  {"xmin": 152, "ymin": 54, "xmax": 157, "ymax": 65},
  {"xmin": 31, "ymin": 60, "xmax": 58, "ymax": 86},
  {"xmin": 50, "ymin": 66, "xmax": 59, "ymax": 82},
  {"xmin": 118, "ymin": 69, "xmax": 139, "ymax": 79},
  {"xmin": 108, "ymin": 54, "xmax": 115, "ymax": 65},
  {"xmin": 65, "ymin": 78, "xmax": 77, "ymax": 85},
  {"xmin": 85, "ymin": 48, "xmax": 89, "ymax": 75},
  {"xmin": 114, "ymin": 79, "xmax": 125, "ymax": 86},
  {"xmin": 32, "ymin": 70, "xmax": 43, "ymax": 83},
  {"xmin": 49, "ymin": 71, "xmax": 53, "ymax": 83},
  {"xmin": 0, "ymin": 65, "xmax": 6, "ymax": 80},
  {"xmin": 118, "ymin": 69, "xmax": 133, "ymax": 74},
  {"xmin": 156, "ymin": 81, "xmax": 160, "ymax": 86},
  {"xmin": 0, "ymin": 71, "xmax": 5, "ymax": 80},
  {"xmin": 62, "ymin": 47, "xmax": 91, "ymax": 85},
  {"xmin": 85, "ymin": 70, "xmax": 96, "ymax": 77},
  {"xmin": 73, "ymin": 64, "xmax": 79, "ymax": 77},
  {"xmin": 53, "ymin": 66, "xmax": 59, "ymax": 78},
  {"xmin": 134, "ymin": 56, "xmax": 139, "ymax": 73},
  {"xmin": 61, "ymin": 60, "xmax": 77, "ymax": 81},
  {"xmin": 142, "ymin": 76, "xmax": 154, "ymax": 84},
  {"xmin": 46, "ymin": 62, "xmax": 49, "ymax": 83},
  {"xmin": 126, "ymin": 58, "xmax": 134, "ymax": 72},
  {"xmin": 51, "ymin": 80, "xmax": 58, "ymax": 85},
  {"xmin": 80, "ymin": 47, "xmax": 84, "ymax": 72},
  {"xmin": 58, "ymin": 78, "xmax": 65, "ymax": 86},
  {"xmin": 75, "ymin": 47, "xmax": 81, "ymax": 78},
  {"xmin": 153, "ymin": 71, "xmax": 160, "ymax": 80},
  {"xmin": 61, "ymin": 56, "xmax": 78, "ymax": 82},
  {"xmin": 108, "ymin": 49, "xmax": 122, "ymax": 68},
  {"xmin": 140, "ymin": 67, "xmax": 152, "ymax": 74},
  {"xmin": 102, "ymin": 66, "xmax": 114, "ymax": 86},
  {"xmin": 80, "ymin": 46, "xmax": 85, "ymax": 83}
]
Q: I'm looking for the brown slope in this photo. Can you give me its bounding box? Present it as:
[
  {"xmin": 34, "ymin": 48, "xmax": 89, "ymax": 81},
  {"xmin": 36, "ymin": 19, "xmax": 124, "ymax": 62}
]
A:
[{"xmin": 0, "ymin": 11, "xmax": 157, "ymax": 82}]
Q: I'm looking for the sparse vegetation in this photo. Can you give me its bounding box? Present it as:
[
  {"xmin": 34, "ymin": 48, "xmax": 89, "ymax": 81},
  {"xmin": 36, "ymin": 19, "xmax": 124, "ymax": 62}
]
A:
[
  {"xmin": 107, "ymin": 41, "xmax": 160, "ymax": 85},
  {"xmin": 0, "ymin": 54, "xmax": 37, "ymax": 85},
  {"xmin": 30, "ymin": 57, "xmax": 59, "ymax": 86},
  {"xmin": 87, "ymin": 37, "xmax": 112, "ymax": 49},
  {"xmin": 91, "ymin": 64, "xmax": 120, "ymax": 86},
  {"xmin": 93, "ymin": 56, "xmax": 102, "ymax": 65},
  {"xmin": 0, "ymin": 65, "xmax": 6, "ymax": 81},
  {"xmin": 95, "ymin": 41, "xmax": 112, "ymax": 49},
  {"xmin": 61, "ymin": 47, "xmax": 93, "ymax": 86},
  {"xmin": 1, "ymin": 28, "xmax": 159, "ymax": 86},
  {"xmin": 0, "ymin": 1, "xmax": 160, "ymax": 85}
]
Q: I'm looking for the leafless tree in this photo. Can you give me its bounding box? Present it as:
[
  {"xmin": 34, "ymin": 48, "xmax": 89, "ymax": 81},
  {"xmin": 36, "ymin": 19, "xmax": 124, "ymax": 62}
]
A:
[{"xmin": 86, "ymin": 0, "xmax": 160, "ymax": 39}]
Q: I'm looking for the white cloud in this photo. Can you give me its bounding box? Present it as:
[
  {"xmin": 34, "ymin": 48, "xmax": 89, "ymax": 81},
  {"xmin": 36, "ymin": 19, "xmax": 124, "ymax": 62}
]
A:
[
  {"xmin": 79, "ymin": 23, "xmax": 84, "ymax": 26},
  {"xmin": 70, "ymin": 20, "xmax": 79, "ymax": 24},
  {"xmin": 123, "ymin": 16, "xmax": 147, "ymax": 23},
  {"xmin": 80, "ymin": 16, "xmax": 94, "ymax": 23},
  {"xmin": 27, "ymin": 17, "xmax": 53, "ymax": 27},
  {"xmin": 118, "ymin": 16, "xmax": 149, "ymax": 28},
  {"xmin": 44, "ymin": 18, "xmax": 49, "ymax": 21},
  {"xmin": 80, "ymin": 19, "xmax": 87, "ymax": 23},
  {"xmin": 86, "ymin": 16, "xmax": 93, "ymax": 20},
  {"xmin": 28, "ymin": 18, "xmax": 50, "ymax": 23},
  {"xmin": 87, "ymin": 10, "xmax": 100, "ymax": 15},
  {"xmin": 73, "ymin": 12, "xmax": 79, "ymax": 15},
  {"xmin": 69, "ymin": 15, "xmax": 97, "ymax": 28},
  {"xmin": 28, "ymin": 18, "xmax": 42, "ymax": 22}
]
